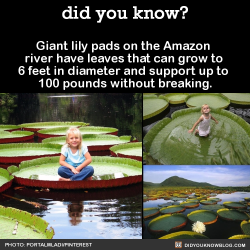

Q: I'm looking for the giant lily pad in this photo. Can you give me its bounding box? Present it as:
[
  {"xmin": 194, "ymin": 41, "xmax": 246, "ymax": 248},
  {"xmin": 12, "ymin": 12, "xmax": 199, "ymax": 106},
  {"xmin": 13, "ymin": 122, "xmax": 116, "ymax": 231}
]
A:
[
  {"xmin": 42, "ymin": 134, "xmax": 135, "ymax": 151},
  {"xmin": 37, "ymin": 126, "xmax": 118, "ymax": 138},
  {"xmin": 0, "ymin": 143, "xmax": 61, "ymax": 164},
  {"xmin": 221, "ymin": 93, "xmax": 250, "ymax": 105},
  {"xmin": 0, "ymin": 168, "xmax": 14, "ymax": 193},
  {"xmin": 159, "ymin": 231, "xmax": 209, "ymax": 239},
  {"xmin": 144, "ymin": 107, "xmax": 250, "ymax": 165},
  {"xmin": 160, "ymin": 205, "xmax": 186, "ymax": 214},
  {"xmin": 0, "ymin": 131, "xmax": 34, "ymax": 144},
  {"xmin": 241, "ymin": 220, "xmax": 250, "ymax": 235},
  {"xmin": 223, "ymin": 201, "xmax": 247, "ymax": 209},
  {"xmin": 0, "ymin": 125, "xmax": 21, "ymax": 132},
  {"xmin": 185, "ymin": 93, "xmax": 230, "ymax": 109},
  {"xmin": 143, "ymin": 207, "xmax": 160, "ymax": 219},
  {"xmin": 217, "ymin": 208, "xmax": 249, "ymax": 221},
  {"xmin": 110, "ymin": 142, "xmax": 142, "ymax": 161},
  {"xmin": 148, "ymin": 213, "xmax": 187, "ymax": 234},
  {"xmin": 187, "ymin": 210, "xmax": 218, "ymax": 225},
  {"xmin": 19, "ymin": 122, "xmax": 88, "ymax": 132},
  {"xmin": 200, "ymin": 204, "xmax": 225, "ymax": 212},
  {"xmin": 164, "ymin": 93, "xmax": 189, "ymax": 104},
  {"xmin": 143, "ymin": 95, "xmax": 169, "ymax": 120},
  {"xmin": 0, "ymin": 205, "xmax": 54, "ymax": 239},
  {"xmin": 200, "ymin": 200, "xmax": 218, "ymax": 205},
  {"xmin": 7, "ymin": 156, "xmax": 142, "ymax": 189},
  {"xmin": 179, "ymin": 201, "xmax": 199, "ymax": 208},
  {"xmin": 228, "ymin": 235, "xmax": 250, "ymax": 239}
]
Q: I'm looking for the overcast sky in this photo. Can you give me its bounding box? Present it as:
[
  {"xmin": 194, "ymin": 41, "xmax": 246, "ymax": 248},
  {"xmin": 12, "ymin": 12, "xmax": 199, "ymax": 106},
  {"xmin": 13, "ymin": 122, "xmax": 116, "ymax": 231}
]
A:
[{"xmin": 143, "ymin": 165, "xmax": 250, "ymax": 187}]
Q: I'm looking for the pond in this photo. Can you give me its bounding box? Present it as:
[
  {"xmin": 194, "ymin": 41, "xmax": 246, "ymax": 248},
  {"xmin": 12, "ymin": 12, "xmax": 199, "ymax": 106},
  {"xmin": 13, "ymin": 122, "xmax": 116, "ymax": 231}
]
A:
[
  {"xmin": 143, "ymin": 192, "xmax": 250, "ymax": 239},
  {"xmin": 0, "ymin": 93, "xmax": 142, "ymax": 239}
]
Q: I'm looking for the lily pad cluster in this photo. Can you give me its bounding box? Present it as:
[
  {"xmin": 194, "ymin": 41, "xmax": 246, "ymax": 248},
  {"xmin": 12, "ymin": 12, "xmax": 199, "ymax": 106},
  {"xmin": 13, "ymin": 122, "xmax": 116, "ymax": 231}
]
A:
[{"xmin": 143, "ymin": 189, "xmax": 250, "ymax": 239}]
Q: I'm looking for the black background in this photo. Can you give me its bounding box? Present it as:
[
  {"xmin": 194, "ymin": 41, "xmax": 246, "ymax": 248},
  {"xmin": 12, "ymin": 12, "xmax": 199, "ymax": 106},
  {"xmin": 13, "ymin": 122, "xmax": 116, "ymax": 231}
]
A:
[{"xmin": 4, "ymin": 1, "xmax": 247, "ymax": 93}]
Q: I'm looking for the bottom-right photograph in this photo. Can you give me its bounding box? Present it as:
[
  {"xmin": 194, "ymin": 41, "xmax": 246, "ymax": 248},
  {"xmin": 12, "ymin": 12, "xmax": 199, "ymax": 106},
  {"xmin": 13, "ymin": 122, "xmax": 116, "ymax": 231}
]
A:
[{"xmin": 143, "ymin": 165, "xmax": 250, "ymax": 239}]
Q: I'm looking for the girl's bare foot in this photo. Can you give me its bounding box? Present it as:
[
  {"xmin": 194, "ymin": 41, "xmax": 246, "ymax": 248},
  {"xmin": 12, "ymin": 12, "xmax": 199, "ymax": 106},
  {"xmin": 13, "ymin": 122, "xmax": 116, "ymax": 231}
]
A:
[
  {"xmin": 59, "ymin": 177, "xmax": 71, "ymax": 181},
  {"xmin": 194, "ymin": 129, "xmax": 199, "ymax": 135}
]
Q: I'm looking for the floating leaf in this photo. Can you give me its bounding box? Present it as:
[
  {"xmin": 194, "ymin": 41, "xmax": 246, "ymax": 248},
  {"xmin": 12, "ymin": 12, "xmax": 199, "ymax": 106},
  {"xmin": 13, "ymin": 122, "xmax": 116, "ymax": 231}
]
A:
[
  {"xmin": 187, "ymin": 210, "xmax": 218, "ymax": 225},
  {"xmin": 159, "ymin": 231, "xmax": 209, "ymax": 239},
  {"xmin": 0, "ymin": 205, "xmax": 54, "ymax": 239},
  {"xmin": 164, "ymin": 93, "xmax": 189, "ymax": 104},
  {"xmin": 110, "ymin": 142, "xmax": 142, "ymax": 161},
  {"xmin": 221, "ymin": 93, "xmax": 250, "ymax": 105},
  {"xmin": 148, "ymin": 213, "xmax": 187, "ymax": 234},
  {"xmin": 185, "ymin": 93, "xmax": 230, "ymax": 109},
  {"xmin": 143, "ymin": 95, "xmax": 169, "ymax": 120},
  {"xmin": 144, "ymin": 107, "xmax": 250, "ymax": 165}
]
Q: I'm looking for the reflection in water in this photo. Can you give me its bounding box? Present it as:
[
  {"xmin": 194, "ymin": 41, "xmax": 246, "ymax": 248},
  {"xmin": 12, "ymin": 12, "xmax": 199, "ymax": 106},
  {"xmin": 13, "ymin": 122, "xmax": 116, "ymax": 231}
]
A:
[{"xmin": 66, "ymin": 201, "xmax": 84, "ymax": 226}]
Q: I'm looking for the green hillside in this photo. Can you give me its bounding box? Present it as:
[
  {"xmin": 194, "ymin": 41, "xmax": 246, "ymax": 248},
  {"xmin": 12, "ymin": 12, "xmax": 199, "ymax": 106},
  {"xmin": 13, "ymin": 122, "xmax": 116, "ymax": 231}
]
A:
[{"xmin": 144, "ymin": 176, "xmax": 216, "ymax": 187}]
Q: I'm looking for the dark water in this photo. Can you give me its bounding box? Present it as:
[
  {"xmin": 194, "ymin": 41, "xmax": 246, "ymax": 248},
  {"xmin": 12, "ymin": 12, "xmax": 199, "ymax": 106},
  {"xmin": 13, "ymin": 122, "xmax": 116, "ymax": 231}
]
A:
[
  {"xmin": 0, "ymin": 93, "xmax": 142, "ymax": 239},
  {"xmin": 143, "ymin": 192, "xmax": 250, "ymax": 239}
]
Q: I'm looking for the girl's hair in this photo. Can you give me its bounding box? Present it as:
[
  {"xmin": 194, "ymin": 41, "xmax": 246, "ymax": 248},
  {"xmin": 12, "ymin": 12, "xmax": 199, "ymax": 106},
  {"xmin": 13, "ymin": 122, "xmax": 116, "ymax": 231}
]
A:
[
  {"xmin": 65, "ymin": 127, "xmax": 82, "ymax": 156},
  {"xmin": 201, "ymin": 104, "xmax": 210, "ymax": 113}
]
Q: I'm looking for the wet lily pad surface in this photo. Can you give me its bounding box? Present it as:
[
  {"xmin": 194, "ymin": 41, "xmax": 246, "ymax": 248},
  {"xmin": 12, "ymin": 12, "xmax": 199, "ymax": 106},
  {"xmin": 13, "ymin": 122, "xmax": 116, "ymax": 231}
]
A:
[
  {"xmin": 187, "ymin": 210, "xmax": 218, "ymax": 224},
  {"xmin": 240, "ymin": 220, "xmax": 250, "ymax": 235},
  {"xmin": 38, "ymin": 126, "xmax": 118, "ymax": 138},
  {"xmin": 223, "ymin": 201, "xmax": 247, "ymax": 209},
  {"xmin": 0, "ymin": 131, "xmax": 34, "ymax": 143},
  {"xmin": 0, "ymin": 144, "xmax": 61, "ymax": 157},
  {"xmin": 8, "ymin": 156, "xmax": 142, "ymax": 189},
  {"xmin": 0, "ymin": 169, "xmax": 14, "ymax": 192},
  {"xmin": 144, "ymin": 107, "xmax": 250, "ymax": 165},
  {"xmin": 0, "ymin": 125, "xmax": 21, "ymax": 131},
  {"xmin": 159, "ymin": 231, "xmax": 209, "ymax": 239},
  {"xmin": 185, "ymin": 93, "xmax": 230, "ymax": 109},
  {"xmin": 217, "ymin": 208, "xmax": 249, "ymax": 221},
  {"xmin": 0, "ymin": 205, "xmax": 54, "ymax": 239},
  {"xmin": 148, "ymin": 213, "xmax": 187, "ymax": 234},
  {"xmin": 110, "ymin": 142, "xmax": 142, "ymax": 160},
  {"xmin": 0, "ymin": 143, "xmax": 61, "ymax": 164},
  {"xmin": 42, "ymin": 134, "xmax": 133, "ymax": 151},
  {"xmin": 221, "ymin": 93, "xmax": 250, "ymax": 105},
  {"xmin": 164, "ymin": 93, "xmax": 189, "ymax": 104},
  {"xmin": 143, "ymin": 207, "xmax": 160, "ymax": 219},
  {"xmin": 143, "ymin": 95, "xmax": 169, "ymax": 120},
  {"xmin": 160, "ymin": 205, "xmax": 186, "ymax": 214},
  {"xmin": 19, "ymin": 122, "xmax": 87, "ymax": 131}
]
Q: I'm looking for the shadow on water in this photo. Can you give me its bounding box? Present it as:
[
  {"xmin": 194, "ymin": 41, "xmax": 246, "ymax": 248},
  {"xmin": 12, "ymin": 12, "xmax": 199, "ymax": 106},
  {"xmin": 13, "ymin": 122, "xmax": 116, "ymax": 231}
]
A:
[{"xmin": 0, "ymin": 93, "xmax": 142, "ymax": 239}]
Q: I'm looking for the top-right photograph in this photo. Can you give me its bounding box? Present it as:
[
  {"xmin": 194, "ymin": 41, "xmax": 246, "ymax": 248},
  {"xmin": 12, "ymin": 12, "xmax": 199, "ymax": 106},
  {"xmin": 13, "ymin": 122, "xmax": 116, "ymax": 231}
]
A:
[{"xmin": 143, "ymin": 93, "xmax": 250, "ymax": 165}]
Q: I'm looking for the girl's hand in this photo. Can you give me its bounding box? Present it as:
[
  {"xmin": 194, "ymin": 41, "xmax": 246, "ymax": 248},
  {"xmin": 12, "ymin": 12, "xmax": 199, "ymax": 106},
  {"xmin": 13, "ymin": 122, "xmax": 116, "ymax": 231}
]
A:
[
  {"xmin": 71, "ymin": 168, "xmax": 79, "ymax": 174},
  {"xmin": 215, "ymin": 121, "xmax": 218, "ymax": 124},
  {"xmin": 188, "ymin": 129, "xmax": 193, "ymax": 133}
]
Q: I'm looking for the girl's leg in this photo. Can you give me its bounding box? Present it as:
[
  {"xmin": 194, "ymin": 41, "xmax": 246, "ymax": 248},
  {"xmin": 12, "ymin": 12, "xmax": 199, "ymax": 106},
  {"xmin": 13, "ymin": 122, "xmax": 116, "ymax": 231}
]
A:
[
  {"xmin": 71, "ymin": 165, "xmax": 94, "ymax": 181},
  {"xmin": 194, "ymin": 129, "xmax": 199, "ymax": 135},
  {"xmin": 58, "ymin": 166, "xmax": 74, "ymax": 179}
]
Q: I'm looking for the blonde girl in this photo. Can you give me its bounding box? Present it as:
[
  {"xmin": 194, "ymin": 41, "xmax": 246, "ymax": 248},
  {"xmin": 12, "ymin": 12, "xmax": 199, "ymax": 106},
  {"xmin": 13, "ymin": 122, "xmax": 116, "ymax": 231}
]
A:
[
  {"xmin": 58, "ymin": 127, "xmax": 94, "ymax": 181},
  {"xmin": 188, "ymin": 104, "xmax": 218, "ymax": 137}
]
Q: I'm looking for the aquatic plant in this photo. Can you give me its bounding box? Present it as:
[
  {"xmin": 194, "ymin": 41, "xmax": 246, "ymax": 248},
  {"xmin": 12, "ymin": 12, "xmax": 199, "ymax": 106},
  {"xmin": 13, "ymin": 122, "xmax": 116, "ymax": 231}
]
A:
[
  {"xmin": 185, "ymin": 93, "xmax": 230, "ymax": 109},
  {"xmin": 143, "ymin": 95, "xmax": 169, "ymax": 120},
  {"xmin": 159, "ymin": 231, "xmax": 209, "ymax": 239},
  {"xmin": 144, "ymin": 107, "xmax": 250, "ymax": 165},
  {"xmin": 192, "ymin": 221, "xmax": 206, "ymax": 234}
]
